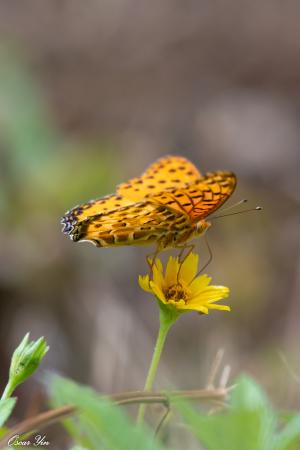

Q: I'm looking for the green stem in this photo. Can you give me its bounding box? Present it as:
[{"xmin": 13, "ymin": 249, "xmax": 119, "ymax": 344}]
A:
[
  {"xmin": 1, "ymin": 379, "xmax": 15, "ymax": 401},
  {"xmin": 137, "ymin": 308, "xmax": 177, "ymax": 424}
]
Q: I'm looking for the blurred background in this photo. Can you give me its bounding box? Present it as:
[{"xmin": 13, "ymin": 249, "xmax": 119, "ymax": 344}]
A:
[{"xmin": 0, "ymin": 1, "xmax": 300, "ymax": 447}]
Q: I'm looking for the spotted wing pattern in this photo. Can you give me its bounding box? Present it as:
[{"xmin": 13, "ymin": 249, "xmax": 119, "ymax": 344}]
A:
[
  {"xmin": 61, "ymin": 194, "xmax": 133, "ymax": 235},
  {"xmin": 148, "ymin": 171, "xmax": 237, "ymax": 221},
  {"xmin": 62, "ymin": 156, "xmax": 201, "ymax": 234},
  {"xmin": 70, "ymin": 201, "xmax": 191, "ymax": 248},
  {"xmin": 117, "ymin": 155, "xmax": 202, "ymax": 201},
  {"xmin": 62, "ymin": 156, "xmax": 236, "ymax": 248}
]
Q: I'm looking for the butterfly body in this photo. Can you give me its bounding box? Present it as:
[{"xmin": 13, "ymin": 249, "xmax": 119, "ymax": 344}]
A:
[
  {"xmin": 62, "ymin": 156, "xmax": 236, "ymax": 250},
  {"xmin": 71, "ymin": 202, "xmax": 211, "ymax": 250}
]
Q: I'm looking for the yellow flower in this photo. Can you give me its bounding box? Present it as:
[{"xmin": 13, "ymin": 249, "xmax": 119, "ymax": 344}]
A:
[{"xmin": 139, "ymin": 253, "xmax": 230, "ymax": 314}]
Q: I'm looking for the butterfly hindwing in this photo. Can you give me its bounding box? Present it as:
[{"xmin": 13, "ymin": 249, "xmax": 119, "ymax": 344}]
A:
[
  {"xmin": 71, "ymin": 201, "xmax": 189, "ymax": 247},
  {"xmin": 61, "ymin": 194, "xmax": 133, "ymax": 234}
]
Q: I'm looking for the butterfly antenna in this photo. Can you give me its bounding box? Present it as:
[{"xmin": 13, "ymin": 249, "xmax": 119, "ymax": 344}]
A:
[
  {"xmin": 210, "ymin": 206, "xmax": 262, "ymax": 220},
  {"xmin": 220, "ymin": 199, "xmax": 248, "ymax": 212}
]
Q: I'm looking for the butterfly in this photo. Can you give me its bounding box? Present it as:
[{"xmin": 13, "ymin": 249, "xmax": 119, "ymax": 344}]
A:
[{"xmin": 61, "ymin": 156, "xmax": 236, "ymax": 252}]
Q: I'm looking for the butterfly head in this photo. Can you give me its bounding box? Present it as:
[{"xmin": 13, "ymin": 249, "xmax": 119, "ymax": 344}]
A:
[{"xmin": 195, "ymin": 219, "xmax": 211, "ymax": 236}]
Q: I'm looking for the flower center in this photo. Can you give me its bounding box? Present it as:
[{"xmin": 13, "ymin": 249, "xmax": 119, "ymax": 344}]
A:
[{"xmin": 165, "ymin": 283, "xmax": 188, "ymax": 303}]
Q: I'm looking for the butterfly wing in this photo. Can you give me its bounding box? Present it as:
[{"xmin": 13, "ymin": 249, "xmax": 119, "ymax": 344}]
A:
[
  {"xmin": 117, "ymin": 155, "xmax": 202, "ymax": 201},
  {"xmin": 62, "ymin": 155, "xmax": 201, "ymax": 235},
  {"xmin": 70, "ymin": 201, "xmax": 188, "ymax": 247},
  {"xmin": 61, "ymin": 194, "xmax": 133, "ymax": 234},
  {"xmin": 147, "ymin": 171, "xmax": 237, "ymax": 221},
  {"xmin": 67, "ymin": 171, "xmax": 236, "ymax": 247}
]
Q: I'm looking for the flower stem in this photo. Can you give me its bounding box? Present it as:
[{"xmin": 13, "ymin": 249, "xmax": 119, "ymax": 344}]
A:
[
  {"xmin": 1, "ymin": 380, "xmax": 15, "ymax": 401},
  {"xmin": 137, "ymin": 308, "xmax": 176, "ymax": 425}
]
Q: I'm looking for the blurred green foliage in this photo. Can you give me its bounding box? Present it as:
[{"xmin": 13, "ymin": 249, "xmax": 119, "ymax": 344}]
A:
[
  {"xmin": 1, "ymin": 333, "xmax": 48, "ymax": 401},
  {"xmin": 0, "ymin": 334, "xmax": 48, "ymax": 446},
  {"xmin": 0, "ymin": 397, "xmax": 16, "ymax": 428},
  {"xmin": 48, "ymin": 374, "xmax": 300, "ymax": 450},
  {"xmin": 1, "ymin": 334, "xmax": 298, "ymax": 450},
  {"xmin": 177, "ymin": 376, "xmax": 300, "ymax": 450},
  {"xmin": 49, "ymin": 374, "xmax": 169, "ymax": 450},
  {"xmin": 0, "ymin": 48, "xmax": 121, "ymax": 223}
]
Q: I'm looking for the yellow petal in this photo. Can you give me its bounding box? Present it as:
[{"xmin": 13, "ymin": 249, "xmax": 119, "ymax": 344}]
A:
[
  {"xmin": 165, "ymin": 256, "xmax": 180, "ymax": 286},
  {"xmin": 153, "ymin": 258, "xmax": 163, "ymax": 273},
  {"xmin": 203, "ymin": 304, "xmax": 231, "ymax": 311},
  {"xmin": 189, "ymin": 286, "xmax": 229, "ymax": 304},
  {"xmin": 206, "ymin": 286, "xmax": 230, "ymax": 302},
  {"xmin": 179, "ymin": 253, "xmax": 199, "ymax": 284},
  {"xmin": 150, "ymin": 281, "xmax": 167, "ymax": 303},
  {"xmin": 138, "ymin": 275, "xmax": 152, "ymax": 293},
  {"xmin": 152, "ymin": 259, "xmax": 165, "ymax": 291},
  {"xmin": 180, "ymin": 301, "xmax": 230, "ymax": 314},
  {"xmin": 168, "ymin": 299, "xmax": 186, "ymax": 308},
  {"xmin": 190, "ymin": 274, "xmax": 212, "ymax": 296},
  {"xmin": 180, "ymin": 303, "xmax": 209, "ymax": 314}
]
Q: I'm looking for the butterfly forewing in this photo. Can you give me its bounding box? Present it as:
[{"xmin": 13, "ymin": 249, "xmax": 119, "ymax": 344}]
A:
[
  {"xmin": 62, "ymin": 156, "xmax": 201, "ymax": 233},
  {"xmin": 147, "ymin": 171, "xmax": 237, "ymax": 221},
  {"xmin": 117, "ymin": 155, "xmax": 202, "ymax": 202}
]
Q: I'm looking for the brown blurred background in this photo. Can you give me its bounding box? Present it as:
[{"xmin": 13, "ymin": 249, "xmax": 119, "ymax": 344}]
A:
[{"xmin": 0, "ymin": 1, "xmax": 300, "ymax": 447}]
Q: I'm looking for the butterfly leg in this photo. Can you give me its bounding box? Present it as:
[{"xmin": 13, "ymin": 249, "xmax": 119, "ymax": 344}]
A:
[
  {"xmin": 189, "ymin": 234, "xmax": 213, "ymax": 285},
  {"xmin": 146, "ymin": 244, "xmax": 161, "ymax": 274},
  {"xmin": 177, "ymin": 244, "xmax": 187, "ymax": 262},
  {"xmin": 146, "ymin": 245, "xmax": 161, "ymax": 290},
  {"xmin": 175, "ymin": 243, "xmax": 195, "ymax": 283}
]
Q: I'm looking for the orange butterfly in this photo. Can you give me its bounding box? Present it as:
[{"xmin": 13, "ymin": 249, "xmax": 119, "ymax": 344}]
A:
[{"xmin": 61, "ymin": 156, "xmax": 236, "ymax": 252}]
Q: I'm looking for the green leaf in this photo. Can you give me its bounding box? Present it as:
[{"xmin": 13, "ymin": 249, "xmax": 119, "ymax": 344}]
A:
[
  {"xmin": 0, "ymin": 428, "xmax": 8, "ymax": 439},
  {"xmin": 176, "ymin": 375, "xmax": 276, "ymax": 450},
  {"xmin": 231, "ymin": 375, "xmax": 276, "ymax": 448},
  {"xmin": 48, "ymin": 374, "xmax": 170, "ymax": 450},
  {"xmin": 231, "ymin": 375, "xmax": 271, "ymax": 411},
  {"xmin": 69, "ymin": 447, "xmax": 89, "ymax": 450},
  {"xmin": 0, "ymin": 398, "xmax": 16, "ymax": 427},
  {"xmin": 273, "ymin": 415, "xmax": 300, "ymax": 450},
  {"xmin": 176, "ymin": 401, "xmax": 266, "ymax": 450},
  {"xmin": 1, "ymin": 448, "xmax": 37, "ymax": 450}
]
